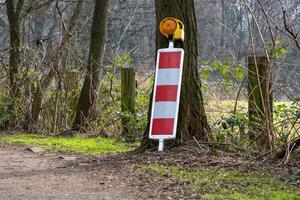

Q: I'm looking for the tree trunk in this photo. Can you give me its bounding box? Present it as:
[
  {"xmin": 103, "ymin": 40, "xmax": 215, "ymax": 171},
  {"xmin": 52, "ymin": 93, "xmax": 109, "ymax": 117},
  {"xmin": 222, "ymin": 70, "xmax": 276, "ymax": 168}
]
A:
[
  {"xmin": 248, "ymin": 56, "xmax": 274, "ymax": 151},
  {"xmin": 31, "ymin": 0, "xmax": 83, "ymax": 125},
  {"xmin": 72, "ymin": 0, "xmax": 108, "ymax": 131},
  {"xmin": 141, "ymin": 0, "xmax": 211, "ymax": 148},
  {"xmin": 6, "ymin": 0, "xmax": 24, "ymax": 98}
]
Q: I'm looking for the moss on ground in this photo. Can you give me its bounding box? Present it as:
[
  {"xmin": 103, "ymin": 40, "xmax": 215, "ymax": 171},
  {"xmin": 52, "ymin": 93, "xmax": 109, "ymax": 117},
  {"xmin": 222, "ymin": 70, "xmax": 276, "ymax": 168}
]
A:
[
  {"xmin": 141, "ymin": 164, "xmax": 300, "ymax": 200},
  {"xmin": 0, "ymin": 133, "xmax": 135, "ymax": 155}
]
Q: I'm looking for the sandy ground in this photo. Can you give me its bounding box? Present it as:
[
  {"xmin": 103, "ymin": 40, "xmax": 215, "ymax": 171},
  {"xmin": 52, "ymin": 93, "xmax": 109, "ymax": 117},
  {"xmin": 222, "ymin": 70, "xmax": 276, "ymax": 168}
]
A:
[
  {"xmin": 0, "ymin": 145, "xmax": 195, "ymax": 200},
  {"xmin": 0, "ymin": 146, "xmax": 138, "ymax": 200}
]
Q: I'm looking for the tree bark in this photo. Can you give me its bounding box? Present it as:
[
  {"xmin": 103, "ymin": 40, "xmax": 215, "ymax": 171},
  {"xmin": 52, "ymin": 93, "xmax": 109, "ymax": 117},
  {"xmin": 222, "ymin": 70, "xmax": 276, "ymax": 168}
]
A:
[
  {"xmin": 220, "ymin": 0, "xmax": 225, "ymax": 49},
  {"xmin": 121, "ymin": 68, "xmax": 136, "ymax": 143},
  {"xmin": 248, "ymin": 56, "xmax": 274, "ymax": 151},
  {"xmin": 141, "ymin": 0, "xmax": 211, "ymax": 148},
  {"xmin": 72, "ymin": 0, "xmax": 108, "ymax": 131},
  {"xmin": 6, "ymin": 0, "xmax": 24, "ymax": 98}
]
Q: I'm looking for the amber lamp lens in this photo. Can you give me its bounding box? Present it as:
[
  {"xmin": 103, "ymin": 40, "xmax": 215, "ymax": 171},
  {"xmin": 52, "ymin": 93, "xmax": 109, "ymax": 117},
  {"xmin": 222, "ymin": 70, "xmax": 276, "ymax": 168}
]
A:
[{"xmin": 160, "ymin": 19, "xmax": 177, "ymax": 35}]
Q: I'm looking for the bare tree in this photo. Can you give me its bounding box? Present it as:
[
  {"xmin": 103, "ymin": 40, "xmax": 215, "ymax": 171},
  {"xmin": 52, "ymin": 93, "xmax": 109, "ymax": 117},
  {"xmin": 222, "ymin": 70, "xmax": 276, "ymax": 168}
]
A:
[{"xmin": 31, "ymin": 0, "xmax": 83, "ymax": 126}]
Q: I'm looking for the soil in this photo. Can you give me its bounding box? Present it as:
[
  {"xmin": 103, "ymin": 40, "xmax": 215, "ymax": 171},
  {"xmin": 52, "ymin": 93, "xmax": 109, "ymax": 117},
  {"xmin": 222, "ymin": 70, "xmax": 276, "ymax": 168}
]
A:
[
  {"xmin": 0, "ymin": 144, "xmax": 299, "ymax": 200},
  {"xmin": 0, "ymin": 144, "xmax": 196, "ymax": 200}
]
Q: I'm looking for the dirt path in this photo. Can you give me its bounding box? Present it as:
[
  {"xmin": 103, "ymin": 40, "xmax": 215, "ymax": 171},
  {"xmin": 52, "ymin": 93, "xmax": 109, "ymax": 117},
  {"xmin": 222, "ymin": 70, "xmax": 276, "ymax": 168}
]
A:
[
  {"xmin": 0, "ymin": 145, "xmax": 195, "ymax": 200},
  {"xmin": 1, "ymin": 143, "xmax": 299, "ymax": 200}
]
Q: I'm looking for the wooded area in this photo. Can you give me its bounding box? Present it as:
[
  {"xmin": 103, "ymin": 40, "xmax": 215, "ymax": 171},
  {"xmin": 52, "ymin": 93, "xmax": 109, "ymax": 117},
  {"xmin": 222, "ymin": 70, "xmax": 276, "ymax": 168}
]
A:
[{"xmin": 0, "ymin": 0, "xmax": 299, "ymax": 199}]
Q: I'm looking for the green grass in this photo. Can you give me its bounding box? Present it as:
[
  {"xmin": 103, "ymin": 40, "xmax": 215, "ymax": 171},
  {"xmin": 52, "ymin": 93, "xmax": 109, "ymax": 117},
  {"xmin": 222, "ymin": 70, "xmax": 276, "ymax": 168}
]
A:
[
  {"xmin": 141, "ymin": 164, "xmax": 300, "ymax": 200},
  {"xmin": 0, "ymin": 133, "xmax": 135, "ymax": 155}
]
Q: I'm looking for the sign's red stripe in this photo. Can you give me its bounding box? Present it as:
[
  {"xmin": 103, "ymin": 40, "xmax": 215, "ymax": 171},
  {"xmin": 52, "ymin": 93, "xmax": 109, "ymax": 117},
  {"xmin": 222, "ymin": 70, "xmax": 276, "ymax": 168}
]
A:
[
  {"xmin": 151, "ymin": 118, "xmax": 174, "ymax": 135},
  {"xmin": 155, "ymin": 85, "xmax": 178, "ymax": 101},
  {"xmin": 158, "ymin": 52, "xmax": 181, "ymax": 69}
]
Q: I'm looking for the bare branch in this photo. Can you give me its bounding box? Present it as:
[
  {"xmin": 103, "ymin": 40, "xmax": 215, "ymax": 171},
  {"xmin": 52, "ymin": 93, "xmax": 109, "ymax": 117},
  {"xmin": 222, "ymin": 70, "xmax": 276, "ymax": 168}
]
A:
[{"xmin": 282, "ymin": 8, "xmax": 300, "ymax": 50}]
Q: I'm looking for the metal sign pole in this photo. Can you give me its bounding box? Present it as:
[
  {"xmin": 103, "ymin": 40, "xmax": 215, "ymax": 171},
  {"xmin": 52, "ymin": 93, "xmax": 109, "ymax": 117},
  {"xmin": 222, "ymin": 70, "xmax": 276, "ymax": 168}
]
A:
[
  {"xmin": 168, "ymin": 41, "xmax": 174, "ymax": 48},
  {"xmin": 158, "ymin": 139, "xmax": 164, "ymax": 151}
]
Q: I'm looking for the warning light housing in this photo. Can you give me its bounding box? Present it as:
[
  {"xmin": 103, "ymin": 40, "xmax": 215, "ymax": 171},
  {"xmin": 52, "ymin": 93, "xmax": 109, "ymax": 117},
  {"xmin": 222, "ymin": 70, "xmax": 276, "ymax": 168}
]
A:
[{"xmin": 159, "ymin": 17, "xmax": 184, "ymax": 41}]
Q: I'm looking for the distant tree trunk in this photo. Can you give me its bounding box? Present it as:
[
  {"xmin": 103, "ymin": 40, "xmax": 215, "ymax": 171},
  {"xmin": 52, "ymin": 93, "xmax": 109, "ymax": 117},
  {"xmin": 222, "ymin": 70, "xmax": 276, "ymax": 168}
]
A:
[
  {"xmin": 31, "ymin": 1, "xmax": 83, "ymax": 125},
  {"xmin": 72, "ymin": 0, "xmax": 108, "ymax": 131},
  {"xmin": 220, "ymin": 0, "xmax": 225, "ymax": 49},
  {"xmin": 6, "ymin": 0, "xmax": 24, "ymax": 98},
  {"xmin": 141, "ymin": 0, "xmax": 211, "ymax": 148}
]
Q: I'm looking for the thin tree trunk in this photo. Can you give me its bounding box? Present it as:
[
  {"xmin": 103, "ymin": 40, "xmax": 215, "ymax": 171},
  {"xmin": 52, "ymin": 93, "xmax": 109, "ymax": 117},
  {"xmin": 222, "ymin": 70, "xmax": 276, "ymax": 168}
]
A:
[
  {"xmin": 72, "ymin": 0, "xmax": 108, "ymax": 131},
  {"xmin": 6, "ymin": 0, "xmax": 24, "ymax": 98},
  {"xmin": 220, "ymin": 0, "xmax": 225, "ymax": 49},
  {"xmin": 121, "ymin": 68, "xmax": 136, "ymax": 142},
  {"xmin": 141, "ymin": 0, "xmax": 211, "ymax": 148}
]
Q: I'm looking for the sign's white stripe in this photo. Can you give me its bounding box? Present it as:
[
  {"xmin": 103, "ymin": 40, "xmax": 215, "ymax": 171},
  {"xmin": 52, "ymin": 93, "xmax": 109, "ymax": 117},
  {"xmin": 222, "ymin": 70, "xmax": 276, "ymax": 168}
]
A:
[
  {"xmin": 153, "ymin": 102, "xmax": 177, "ymax": 118},
  {"xmin": 156, "ymin": 69, "xmax": 180, "ymax": 85}
]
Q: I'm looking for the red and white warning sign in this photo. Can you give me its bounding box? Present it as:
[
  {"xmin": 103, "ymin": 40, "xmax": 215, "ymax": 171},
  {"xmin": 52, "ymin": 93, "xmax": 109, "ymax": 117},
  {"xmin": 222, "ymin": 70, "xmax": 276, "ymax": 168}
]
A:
[{"xmin": 149, "ymin": 48, "xmax": 184, "ymax": 143}]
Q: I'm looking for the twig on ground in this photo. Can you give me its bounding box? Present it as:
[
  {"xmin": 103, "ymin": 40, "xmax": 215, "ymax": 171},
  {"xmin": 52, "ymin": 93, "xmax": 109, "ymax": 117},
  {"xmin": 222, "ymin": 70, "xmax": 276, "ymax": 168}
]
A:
[{"xmin": 193, "ymin": 136, "xmax": 204, "ymax": 151}]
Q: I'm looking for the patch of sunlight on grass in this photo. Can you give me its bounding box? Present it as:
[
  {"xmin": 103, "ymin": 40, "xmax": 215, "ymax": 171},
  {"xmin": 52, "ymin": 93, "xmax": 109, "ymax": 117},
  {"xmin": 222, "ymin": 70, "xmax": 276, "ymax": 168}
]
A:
[
  {"xmin": 205, "ymin": 100, "xmax": 294, "ymax": 115},
  {"xmin": 140, "ymin": 164, "xmax": 300, "ymax": 200},
  {"xmin": 205, "ymin": 100, "xmax": 247, "ymax": 120},
  {"xmin": 0, "ymin": 133, "xmax": 136, "ymax": 155}
]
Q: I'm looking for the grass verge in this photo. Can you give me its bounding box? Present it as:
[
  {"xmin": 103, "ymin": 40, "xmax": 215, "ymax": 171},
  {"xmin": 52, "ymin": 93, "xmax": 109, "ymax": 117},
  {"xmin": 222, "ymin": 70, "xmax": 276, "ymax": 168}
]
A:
[
  {"xmin": 0, "ymin": 133, "xmax": 135, "ymax": 155},
  {"xmin": 140, "ymin": 164, "xmax": 300, "ymax": 200}
]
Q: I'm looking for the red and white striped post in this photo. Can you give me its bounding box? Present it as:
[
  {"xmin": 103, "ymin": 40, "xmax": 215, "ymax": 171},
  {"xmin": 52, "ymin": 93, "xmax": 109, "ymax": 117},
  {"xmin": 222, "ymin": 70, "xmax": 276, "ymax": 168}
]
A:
[{"xmin": 149, "ymin": 41, "xmax": 184, "ymax": 151}]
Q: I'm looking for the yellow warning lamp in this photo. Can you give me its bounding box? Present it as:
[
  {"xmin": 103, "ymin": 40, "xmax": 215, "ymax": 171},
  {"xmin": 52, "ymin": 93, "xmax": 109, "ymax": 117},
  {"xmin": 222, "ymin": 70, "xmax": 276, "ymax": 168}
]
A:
[{"xmin": 159, "ymin": 17, "xmax": 184, "ymax": 41}]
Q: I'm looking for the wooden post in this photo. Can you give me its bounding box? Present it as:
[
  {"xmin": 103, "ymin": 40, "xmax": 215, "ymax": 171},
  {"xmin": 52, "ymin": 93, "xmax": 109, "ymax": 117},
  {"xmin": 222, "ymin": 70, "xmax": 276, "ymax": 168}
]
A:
[
  {"xmin": 121, "ymin": 68, "xmax": 136, "ymax": 143},
  {"xmin": 248, "ymin": 56, "xmax": 274, "ymax": 151}
]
